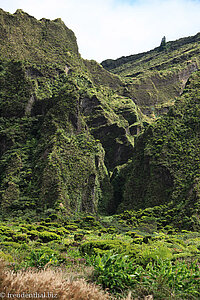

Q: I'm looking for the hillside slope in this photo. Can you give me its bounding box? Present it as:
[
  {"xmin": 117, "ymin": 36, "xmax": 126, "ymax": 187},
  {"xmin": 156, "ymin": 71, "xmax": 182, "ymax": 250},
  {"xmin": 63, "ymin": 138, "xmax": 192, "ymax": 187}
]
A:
[
  {"xmin": 102, "ymin": 34, "xmax": 200, "ymax": 117},
  {"xmin": 0, "ymin": 8, "xmax": 200, "ymax": 227}
]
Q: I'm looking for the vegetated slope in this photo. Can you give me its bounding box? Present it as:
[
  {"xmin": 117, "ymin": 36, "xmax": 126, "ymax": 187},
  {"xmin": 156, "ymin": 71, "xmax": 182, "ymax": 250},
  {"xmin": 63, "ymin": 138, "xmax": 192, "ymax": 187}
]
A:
[
  {"xmin": 1, "ymin": 8, "xmax": 200, "ymax": 226},
  {"xmin": 0, "ymin": 8, "xmax": 146, "ymax": 216},
  {"xmin": 113, "ymin": 70, "xmax": 200, "ymax": 229},
  {"xmin": 102, "ymin": 34, "xmax": 200, "ymax": 117}
]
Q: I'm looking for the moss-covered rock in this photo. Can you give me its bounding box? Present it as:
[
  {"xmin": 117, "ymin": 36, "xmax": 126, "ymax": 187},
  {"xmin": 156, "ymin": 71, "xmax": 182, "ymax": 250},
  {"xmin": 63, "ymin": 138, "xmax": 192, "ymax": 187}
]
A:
[
  {"xmin": 0, "ymin": 9, "xmax": 144, "ymax": 215},
  {"xmin": 118, "ymin": 71, "xmax": 200, "ymax": 230}
]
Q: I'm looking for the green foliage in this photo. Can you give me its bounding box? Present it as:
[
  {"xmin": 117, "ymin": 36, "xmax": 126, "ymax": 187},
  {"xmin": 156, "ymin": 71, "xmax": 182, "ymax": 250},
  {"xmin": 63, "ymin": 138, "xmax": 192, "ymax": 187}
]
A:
[
  {"xmin": 90, "ymin": 251, "xmax": 141, "ymax": 292},
  {"xmin": 0, "ymin": 9, "xmax": 143, "ymax": 216},
  {"xmin": 117, "ymin": 71, "xmax": 200, "ymax": 230},
  {"xmin": 0, "ymin": 60, "xmax": 32, "ymax": 117},
  {"xmin": 140, "ymin": 259, "xmax": 200, "ymax": 299},
  {"xmin": 0, "ymin": 11, "xmax": 200, "ymax": 300},
  {"xmin": 0, "ymin": 8, "xmax": 80, "ymax": 67},
  {"xmin": 12, "ymin": 233, "xmax": 28, "ymax": 242},
  {"xmin": 38, "ymin": 231, "xmax": 61, "ymax": 243},
  {"xmin": 80, "ymin": 239, "xmax": 129, "ymax": 256},
  {"xmin": 90, "ymin": 251, "xmax": 200, "ymax": 298},
  {"xmin": 102, "ymin": 32, "xmax": 200, "ymax": 120},
  {"xmin": 25, "ymin": 247, "xmax": 61, "ymax": 268},
  {"xmin": 1, "ymin": 8, "xmax": 200, "ymax": 220},
  {"xmin": 0, "ymin": 59, "xmax": 113, "ymax": 214},
  {"xmin": 64, "ymin": 224, "xmax": 78, "ymax": 231},
  {"xmin": 0, "ymin": 218, "xmax": 200, "ymax": 298},
  {"xmin": 74, "ymin": 233, "xmax": 84, "ymax": 241},
  {"xmin": 80, "ymin": 216, "xmax": 101, "ymax": 229}
]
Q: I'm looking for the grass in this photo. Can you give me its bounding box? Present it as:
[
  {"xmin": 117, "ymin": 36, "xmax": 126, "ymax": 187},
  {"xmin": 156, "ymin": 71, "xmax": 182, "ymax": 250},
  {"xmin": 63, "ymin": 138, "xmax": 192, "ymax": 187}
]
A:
[{"xmin": 0, "ymin": 261, "xmax": 111, "ymax": 300}]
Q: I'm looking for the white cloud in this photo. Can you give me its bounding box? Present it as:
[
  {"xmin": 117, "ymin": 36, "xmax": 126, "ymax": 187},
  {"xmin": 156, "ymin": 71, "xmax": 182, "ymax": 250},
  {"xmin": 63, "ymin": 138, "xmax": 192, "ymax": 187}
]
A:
[{"xmin": 1, "ymin": 0, "xmax": 200, "ymax": 62}]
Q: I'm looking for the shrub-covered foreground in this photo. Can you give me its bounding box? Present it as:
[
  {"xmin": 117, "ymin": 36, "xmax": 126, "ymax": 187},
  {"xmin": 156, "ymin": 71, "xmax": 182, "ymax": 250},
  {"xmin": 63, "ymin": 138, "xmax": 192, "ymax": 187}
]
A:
[{"xmin": 0, "ymin": 212, "xmax": 200, "ymax": 299}]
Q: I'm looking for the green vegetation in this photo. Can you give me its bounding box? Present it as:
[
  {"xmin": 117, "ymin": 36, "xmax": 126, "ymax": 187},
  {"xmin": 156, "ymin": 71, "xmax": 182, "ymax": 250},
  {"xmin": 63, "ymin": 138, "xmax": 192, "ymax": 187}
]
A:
[
  {"xmin": 102, "ymin": 32, "xmax": 200, "ymax": 117},
  {"xmin": 115, "ymin": 71, "xmax": 200, "ymax": 231},
  {"xmin": 0, "ymin": 8, "xmax": 80, "ymax": 68},
  {"xmin": 0, "ymin": 215, "xmax": 200, "ymax": 298},
  {"xmin": 0, "ymin": 7, "xmax": 200, "ymax": 298},
  {"xmin": 0, "ymin": 58, "xmax": 113, "ymax": 214},
  {"xmin": 0, "ymin": 8, "xmax": 145, "ymax": 216},
  {"xmin": 91, "ymin": 253, "xmax": 200, "ymax": 298}
]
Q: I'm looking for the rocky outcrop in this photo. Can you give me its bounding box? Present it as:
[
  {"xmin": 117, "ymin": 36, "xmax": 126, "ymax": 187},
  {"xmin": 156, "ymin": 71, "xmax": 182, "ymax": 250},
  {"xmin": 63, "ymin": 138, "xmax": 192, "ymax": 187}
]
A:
[{"xmin": 80, "ymin": 94, "xmax": 142, "ymax": 169}]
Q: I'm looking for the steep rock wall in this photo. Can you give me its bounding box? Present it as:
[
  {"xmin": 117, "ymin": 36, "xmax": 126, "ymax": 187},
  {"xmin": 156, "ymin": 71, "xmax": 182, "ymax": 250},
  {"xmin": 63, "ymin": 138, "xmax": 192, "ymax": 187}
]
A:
[{"xmin": 115, "ymin": 71, "xmax": 200, "ymax": 229}]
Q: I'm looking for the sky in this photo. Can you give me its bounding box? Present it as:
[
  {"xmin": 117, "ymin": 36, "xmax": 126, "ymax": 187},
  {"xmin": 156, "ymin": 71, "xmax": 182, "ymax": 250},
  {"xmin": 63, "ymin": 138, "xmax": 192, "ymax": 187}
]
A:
[{"xmin": 1, "ymin": 0, "xmax": 200, "ymax": 62}]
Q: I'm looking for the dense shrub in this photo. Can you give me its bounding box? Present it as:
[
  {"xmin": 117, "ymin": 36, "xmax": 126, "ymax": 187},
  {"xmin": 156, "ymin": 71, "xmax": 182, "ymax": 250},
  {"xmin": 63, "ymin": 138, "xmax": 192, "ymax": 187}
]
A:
[
  {"xmin": 38, "ymin": 231, "xmax": 61, "ymax": 243},
  {"xmin": 25, "ymin": 247, "xmax": 62, "ymax": 268},
  {"xmin": 80, "ymin": 239, "xmax": 129, "ymax": 256},
  {"xmin": 80, "ymin": 216, "xmax": 101, "ymax": 229}
]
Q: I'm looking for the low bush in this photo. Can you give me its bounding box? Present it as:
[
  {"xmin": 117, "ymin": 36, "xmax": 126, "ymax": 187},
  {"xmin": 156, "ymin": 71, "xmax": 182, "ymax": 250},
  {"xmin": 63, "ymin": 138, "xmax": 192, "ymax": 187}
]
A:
[
  {"xmin": 80, "ymin": 216, "xmax": 101, "ymax": 230},
  {"xmin": 0, "ymin": 225, "xmax": 15, "ymax": 237},
  {"xmin": 28, "ymin": 230, "xmax": 40, "ymax": 240},
  {"xmin": 89, "ymin": 251, "xmax": 142, "ymax": 292},
  {"xmin": 25, "ymin": 247, "xmax": 62, "ymax": 268},
  {"xmin": 19, "ymin": 224, "xmax": 36, "ymax": 231},
  {"xmin": 44, "ymin": 222, "xmax": 61, "ymax": 228},
  {"xmin": 74, "ymin": 233, "xmax": 84, "ymax": 241},
  {"xmin": 35, "ymin": 225, "xmax": 49, "ymax": 231},
  {"xmin": 65, "ymin": 224, "xmax": 79, "ymax": 231},
  {"xmin": 48, "ymin": 213, "xmax": 58, "ymax": 221},
  {"xmin": 0, "ymin": 214, "xmax": 200, "ymax": 299},
  {"xmin": 0, "ymin": 241, "xmax": 21, "ymax": 249},
  {"xmin": 53, "ymin": 227, "xmax": 70, "ymax": 236},
  {"xmin": 12, "ymin": 233, "xmax": 28, "ymax": 242},
  {"xmin": 80, "ymin": 239, "xmax": 129, "ymax": 256},
  {"xmin": 38, "ymin": 231, "xmax": 61, "ymax": 243}
]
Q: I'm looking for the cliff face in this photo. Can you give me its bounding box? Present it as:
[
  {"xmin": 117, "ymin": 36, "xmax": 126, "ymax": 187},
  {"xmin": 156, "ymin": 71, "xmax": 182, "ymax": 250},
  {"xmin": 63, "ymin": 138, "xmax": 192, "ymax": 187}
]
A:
[
  {"xmin": 0, "ymin": 9, "xmax": 143, "ymax": 215},
  {"xmin": 101, "ymin": 33, "xmax": 200, "ymax": 228},
  {"xmin": 114, "ymin": 70, "xmax": 200, "ymax": 229},
  {"xmin": 0, "ymin": 59, "xmax": 112, "ymax": 214}
]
